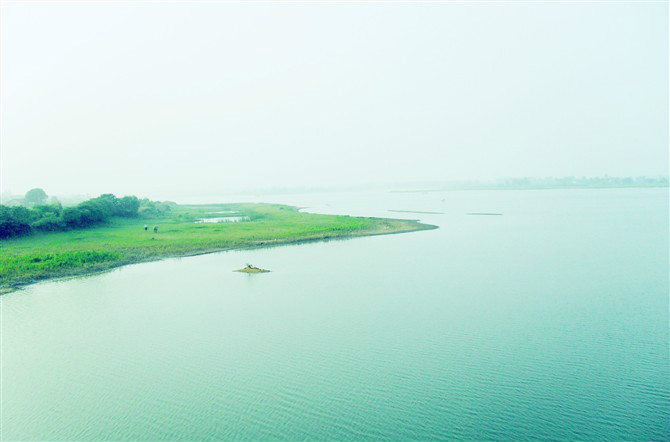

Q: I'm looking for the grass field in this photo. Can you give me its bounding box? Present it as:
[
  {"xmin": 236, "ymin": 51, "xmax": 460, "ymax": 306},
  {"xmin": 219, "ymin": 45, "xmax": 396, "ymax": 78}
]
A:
[{"xmin": 0, "ymin": 203, "xmax": 435, "ymax": 292}]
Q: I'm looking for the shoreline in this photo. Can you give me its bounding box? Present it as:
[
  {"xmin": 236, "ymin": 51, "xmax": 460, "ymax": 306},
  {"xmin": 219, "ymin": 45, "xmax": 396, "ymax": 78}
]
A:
[{"xmin": 0, "ymin": 206, "xmax": 436, "ymax": 294}]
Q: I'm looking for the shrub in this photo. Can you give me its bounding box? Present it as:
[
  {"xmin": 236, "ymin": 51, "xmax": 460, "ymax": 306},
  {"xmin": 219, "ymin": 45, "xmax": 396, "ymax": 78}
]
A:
[
  {"xmin": 33, "ymin": 204, "xmax": 62, "ymax": 217},
  {"xmin": 0, "ymin": 206, "xmax": 32, "ymax": 239},
  {"xmin": 32, "ymin": 213, "xmax": 65, "ymax": 231},
  {"xmin": 62, "ymin": 207, "xmax": 84, "ymax": 228}
]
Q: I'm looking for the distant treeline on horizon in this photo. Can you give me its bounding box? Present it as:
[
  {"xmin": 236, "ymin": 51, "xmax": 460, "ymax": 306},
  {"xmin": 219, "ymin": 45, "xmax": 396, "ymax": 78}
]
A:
[{"xmin": 392, "ymin": 176, "xmax": 669, "ymax": 192}]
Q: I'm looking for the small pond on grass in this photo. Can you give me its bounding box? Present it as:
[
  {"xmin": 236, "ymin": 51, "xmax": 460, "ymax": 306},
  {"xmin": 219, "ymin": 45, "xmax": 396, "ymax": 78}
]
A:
[{"xmin": 195, "ymin": 216, "xmax": 250, "ymax": 223}]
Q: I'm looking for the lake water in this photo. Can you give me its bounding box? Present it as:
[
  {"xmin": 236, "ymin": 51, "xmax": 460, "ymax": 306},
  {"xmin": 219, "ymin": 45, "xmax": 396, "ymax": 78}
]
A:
[{"xmin": 2, "ymin": 188, "xmax": 668, "ymax": 441}]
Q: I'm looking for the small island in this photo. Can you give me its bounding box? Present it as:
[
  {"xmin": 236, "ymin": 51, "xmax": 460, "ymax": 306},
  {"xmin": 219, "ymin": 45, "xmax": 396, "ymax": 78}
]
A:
[{"xmin": 235, "ymin": 264, "xmax": 270, "ymax": 273}]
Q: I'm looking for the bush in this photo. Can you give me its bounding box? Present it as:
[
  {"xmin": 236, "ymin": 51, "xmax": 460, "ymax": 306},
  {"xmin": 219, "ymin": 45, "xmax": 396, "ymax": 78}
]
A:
[
  {"xmin": 0, "ymin": 206, "xmax": 32, "ymax": 239},
  {"xmin": 62, "ymin": 207, "xmax": 84, "ymax": 228},
  {"xmin": 77, "ymin": 202, "xmax": 108, "ymax": 225},
  {"xmin": 9, "ymin": 206, "xmax": 39, "ymax": 224},
  {"xmin": 139, "ymin": 199, "xmax": 174, "ymax": 217},
  {"xmin": 32, "ymin": 213, "xmax": 65, "ymax": 231},
  {"xmin": 33, "ymin": 204, "xmax": 62, "ymax": 217}
]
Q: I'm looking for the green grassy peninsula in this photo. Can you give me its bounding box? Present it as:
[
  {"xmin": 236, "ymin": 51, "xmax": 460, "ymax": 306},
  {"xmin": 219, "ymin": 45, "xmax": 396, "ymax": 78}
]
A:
[{"xmin": 0, "ymin": 203, "xmax": 435, "ymax": 292}]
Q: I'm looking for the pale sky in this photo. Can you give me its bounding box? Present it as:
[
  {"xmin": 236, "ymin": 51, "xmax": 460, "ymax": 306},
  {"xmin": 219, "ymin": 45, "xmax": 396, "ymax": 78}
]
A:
[{"xmin": 1, "ymin": 1, "xmax": 668, "ymax": 197}]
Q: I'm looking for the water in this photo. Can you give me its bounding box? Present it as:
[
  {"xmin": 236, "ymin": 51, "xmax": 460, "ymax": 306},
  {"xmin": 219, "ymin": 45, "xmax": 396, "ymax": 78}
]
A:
[
  {"xmin": 2, "ymin": 188, "xmax": 668, "ymax": 441},
  {"xmin": 195, "ymin": 216, "xmax": 250, "ymax": 223}
]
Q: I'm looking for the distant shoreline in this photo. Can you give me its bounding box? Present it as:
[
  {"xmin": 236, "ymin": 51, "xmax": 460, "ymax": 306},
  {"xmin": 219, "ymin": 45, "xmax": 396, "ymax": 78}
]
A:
[{"xmin": 392, "ymin": 184, "xmax": 669, "ymax": 193}]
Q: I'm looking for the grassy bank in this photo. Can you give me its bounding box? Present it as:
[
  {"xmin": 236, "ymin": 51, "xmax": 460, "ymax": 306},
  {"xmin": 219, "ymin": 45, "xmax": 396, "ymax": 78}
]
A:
[{"xmin": 0, "ymin": 203, "xmax": 435, "ymax": 292}]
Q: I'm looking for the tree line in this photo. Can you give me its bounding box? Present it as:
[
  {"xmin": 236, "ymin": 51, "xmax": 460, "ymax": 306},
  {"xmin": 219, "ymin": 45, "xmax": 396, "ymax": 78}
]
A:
[{"xmin": 0, "ymin": 193, "xmax": 146, "ymax": 239}]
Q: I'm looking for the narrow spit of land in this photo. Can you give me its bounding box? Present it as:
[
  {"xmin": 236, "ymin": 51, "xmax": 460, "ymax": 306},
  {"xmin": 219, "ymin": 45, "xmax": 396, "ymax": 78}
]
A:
[{"xmin": 0, "ymin": 203, "xmax": 436, "ymax": 292}]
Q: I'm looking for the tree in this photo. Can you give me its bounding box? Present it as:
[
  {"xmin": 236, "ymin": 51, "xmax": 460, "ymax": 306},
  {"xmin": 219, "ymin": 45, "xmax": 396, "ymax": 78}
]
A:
[
  {"xmin": 25, "ymin": 188, "xmax": 48, "ymax": 206},
  {"xmin": 116, "ymin": 196, "xmax": 140, "ymax": 217}
]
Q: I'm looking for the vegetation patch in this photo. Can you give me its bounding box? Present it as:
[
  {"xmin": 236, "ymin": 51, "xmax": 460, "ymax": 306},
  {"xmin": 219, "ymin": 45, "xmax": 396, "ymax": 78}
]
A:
[
  {"xmin": 0, "ymin": 201, "xmax": 436, "ymax": 292},
  {"xmin": 0, "ymin": 190, "xmax": 176, "ymax": 239}
]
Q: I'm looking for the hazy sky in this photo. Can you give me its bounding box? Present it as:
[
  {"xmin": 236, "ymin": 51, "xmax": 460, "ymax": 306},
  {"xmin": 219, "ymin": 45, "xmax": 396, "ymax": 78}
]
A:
[{"xmin": 1, "ymin": 2, "xmax": 668, "ymax": 197}]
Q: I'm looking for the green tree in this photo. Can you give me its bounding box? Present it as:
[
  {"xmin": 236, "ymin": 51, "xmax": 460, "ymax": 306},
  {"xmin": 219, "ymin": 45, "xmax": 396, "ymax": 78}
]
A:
[
  {"xmin": 25, "ymin": 188, "xmax": 48, "ymax": 206},
  {"xmin": 117, "ymin": 196, "xmax": 140, "ymax": 217}
]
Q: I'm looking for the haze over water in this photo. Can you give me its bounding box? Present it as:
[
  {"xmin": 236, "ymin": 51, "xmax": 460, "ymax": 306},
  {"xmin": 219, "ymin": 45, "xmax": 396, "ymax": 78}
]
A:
[{"xmin": 3, "ymin": 188, "xmax": 668, "ymax": 441}]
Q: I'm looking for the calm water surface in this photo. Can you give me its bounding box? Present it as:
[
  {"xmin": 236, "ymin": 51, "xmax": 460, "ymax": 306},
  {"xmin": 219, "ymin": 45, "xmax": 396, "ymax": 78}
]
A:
[{"xmin": 2, "ymin": 188, "xmax": 668, "ymax": 441}]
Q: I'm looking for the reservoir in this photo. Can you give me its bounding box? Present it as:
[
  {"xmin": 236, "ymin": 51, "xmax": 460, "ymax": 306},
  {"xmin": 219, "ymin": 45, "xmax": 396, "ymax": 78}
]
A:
[{"xmin": 2, "ymin": 188, "xmax": 668, "ymax": 441}]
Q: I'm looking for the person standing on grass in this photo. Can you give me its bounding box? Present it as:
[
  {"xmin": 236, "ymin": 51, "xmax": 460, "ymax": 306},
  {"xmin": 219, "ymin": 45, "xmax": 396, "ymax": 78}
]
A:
[
  {"xmin": 144, "ymin": 224, "xmax": 148, "ymax": 231},
  {"xmin": 153, "ymin": 225, "xmax": 158, "ymax": 234}
]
